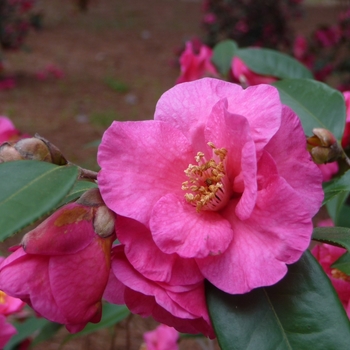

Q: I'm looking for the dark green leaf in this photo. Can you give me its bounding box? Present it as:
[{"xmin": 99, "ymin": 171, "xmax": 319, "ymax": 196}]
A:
[
  {"xmin": 206, "ymin": 251, "xmax": 350, "ymax": 350},
  {"xmin": 332, "ymin": 252, "xmax": 350, "ymax": 275},
  {"xmin": 313, "ymin": 226, "xmax": 350, "ymax": 250},
  {"xmin": 60, "ymin": 180, "xmax": 98, "ymax": 205},
  {"xmin": 65, "ymin": 303, "xmax": 130, "ymax": 340},
  {"xmin": 236, "ymin": 48, "xmax": 313, "ymax": 79},
  {"xmin": 0, "ymin": 161, "xmax": 78, "ymax": 241},
  {"xmin": 4, "ymin": 317, "xmax": 49, "ymax": 350},
  {"xmin": 212, "ymin": 40, "xmax": 238, "ymax": 75},
  {"xmin": 30, "ymin": 322, "xmax": 62, "ymax": 346},
  {"xmin": 323, "ymin": 171, "xmax": 350, "ymax": 205},
  {"xmin": 273, "ymin": 79, "xmax": 346, "ymax": 141},
  {"xmin": 326, "ymin": 190, "xmax": 349, "ymax": 225},
  {"xmin": 336, "ymin": 203, "xmax": 350, "ymax": 228}
]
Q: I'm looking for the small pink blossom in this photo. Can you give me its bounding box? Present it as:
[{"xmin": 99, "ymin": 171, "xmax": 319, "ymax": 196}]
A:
[
  {"xmin": 318, "ymin": 162, "xmax": 339, "ymax": 182},
  {"xmin": 312, "ymin": 243, "xmax": 350, "ymax": 317},
  {"xmin": 142, "ymin": 324, "xmax": 179, "ymax": 350},
  {"xmin": 176, "ymin": 41, "xmax": 218, "ymax": 84},
  {"xmin": 293, "ymin": 35, "xmax": 308, "ymax": 60},
  {"xmin": 98, "ymin": 78, "xmax": 323, "ymax": 304},
  {"xmin": 231, "ymin": 57, "xmax": 278, "ymax": 86},
  {"xmin": 0, "ymin": 315, "xmax": 17, "ymax": 349},
  {"xmin": 203, "ymin": 13, "xmax": 217, "ymax": 25},
  {"xmin": 0, "ymin": 191, "xmax": 115, "ymax": 333},
  {"xmin": 0, "ymin": 116, "xmax": 21, "ymax": 144},
  {"xmin": 314, "ymin": 26, "xmax": 341, "ymax": 48}
]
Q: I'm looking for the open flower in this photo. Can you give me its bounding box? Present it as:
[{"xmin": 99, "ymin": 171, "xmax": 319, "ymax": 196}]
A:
[
  {"xmin": 141, "ymin": 323, "xmax": 179, "ymax": 350},
  {"xmin": 176, "ymin": 41, "xmax": 218, "ymax": 84},
  {"xmin": 0, "ymin": 189, "xmax": 115, "ymax": 333},
  {"xmin": 98, "ymin": 78, "xmax": 323, "ymax": 296},
  {"xmin": 312, "ymin": 243, "xmax": 350, "ymax": 318}
]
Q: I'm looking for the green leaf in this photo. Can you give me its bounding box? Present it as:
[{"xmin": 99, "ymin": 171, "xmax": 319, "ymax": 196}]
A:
[
  {"xmin": 4, "ymin": 317, "xmax": 49, "ymax": 350},
  {"xmin": 0, "ymin": 161, "xmax": 78, "ymax": 241},
  {"xmin": 60, "ymin": 180, "xmax": 98, "ymax": 205},
  {"xmin": 206, "ymin": 251, "xmax": 350, "ymax": 350},
  {"xmin": 313, "ymin": 226, "xmax": 350, "ymax": 250},
  {"xmin": 326, "ymin": 190, "xmax": 349, "ymax": 225},
  {"xmin": 31, "ymin": 322, "xmax": 62, "ymax": 346},
  {"xmin": 65, "ymin": 303, "xmax": 130, "ymax": 340},
  {"xmin": 273, "ymin": 79, "xmax": 346, "ymax": 141},
  {"xmin": 323, "ymin": 171, "xmax": 350, "ymax": 205},
  {"xmin": 236, "ymin": 48, "xmax": 313, "ymax": 80},
  {"xmin": 332, "ymin": 252, "xmax": 350, "ymax": 275},
  {"xmin": 212, "ymin": 40, "xmax": 238, "ymax": 75}
]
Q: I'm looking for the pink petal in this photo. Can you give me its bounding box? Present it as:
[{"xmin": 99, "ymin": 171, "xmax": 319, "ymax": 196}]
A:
[
  {"xmin": 197, "ymin": 176, "xmax": 314, "ymax": 294},
  {"xmin": 150, "ymin": 193, "xmax": 233, "ymax": 258},
  {"xmin": 22, "ymin": 203, "xmax": 95, "ymax": 255},
  {"xmin": 98, "ymin": 120, "xmax": 193, "ymax": 226},
  {"xmin": 116, "ymin": 216, "xmax": 203, "ymax": 285},
  {"xmin": 265, "ymin": 105, "xmax": 324, "ymax": 216},
  {"xmin": 0, "ymin": 315, "xmax": 17, "ymax": 349}
]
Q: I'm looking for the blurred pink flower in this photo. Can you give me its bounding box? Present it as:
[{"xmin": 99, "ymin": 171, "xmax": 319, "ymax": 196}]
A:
[
  {"xmin": 293, "ymin": 35, "xmax": 308, "ymax": 60},
  {"xmin": 176, "ymin": 41, "xmax": 218, "ymax": 84},
  {"xmin": 314, "ymin": 26, "xmax": 341, "ymax": 48},
  {"xmin": 35, "ymin": 64, "xmax": 64, "ymax": 81},
  {"xmin": 142, "ymin": 324, "xmax": 179, "ymax": 350},
  {"xmin": 0, "ymin": 191, "xmax": 115, "ymax": 333},
  {"xmin": 0, "ymin": 116, "xmax": 22, "ymax": 144},
  {"xmin": 0, "ymin": 77, "xmax": 16, "ymax": 91},
  {"xmin": 203, "ymin": 13, "xmax": 216, "ymax": 25},
  {"xmin": 98, "ymin": 78, "xmax": 323, "ymax": 298},
  {"xmin": 318, "ymin": 162, "xmax": 339, "ymax": 182},
  {"xmin": 0, "ymin": 315, "xmax": 17, "ymax": 349},
  {"xmin": 231, "ymin": 57, "xmax": 278, "ymax": 86},
  {"xmin": 312, "ymin": 243, "xmax": 350, "ymax": 317}
]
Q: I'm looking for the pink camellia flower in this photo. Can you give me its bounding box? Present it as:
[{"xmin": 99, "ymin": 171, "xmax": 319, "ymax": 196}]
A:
[
  {"xmin": 231, "ymin": 57, "xmax": 278, "ymax": 87},
  {"xmin": 141, "ymin": 323, "xmax": 179, "ymax": 350},
  {"xmin": 0, "ymin": 189, "xmax": 116, "ymax": 333},
  {"xmin": 0, "ymin": 116, "xmax": 21, "ymax": 144},
  {"xmin": 176, "ymin": 41, "xmax": 218, "ymax": 84},
  {"xmin": 312, "ymin": 243, "xmax": 350, "ymax": 318},
  {"xmin": 103, "ymin": 218, "xmax": 214, "ymax": 338},
  {"xmin": 98, "ymin": 78, "xmax": 323, "ymax": 300},
  {"xmin": 341, "ymin": 91, "xmax": 350, "ymax": 149},
  {"xmin": 0, "ymin": 315, "xmax": 17, "ymax": 349}
]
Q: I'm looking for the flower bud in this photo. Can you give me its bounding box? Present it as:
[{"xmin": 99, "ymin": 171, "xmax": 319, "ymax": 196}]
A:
[
  {"xmin": 0, "ymin": 142, "xmax": 23, "ymax": 163},
  {"xmin": 307, "ymin": 128, "xmax": 343, "ymax": 164},
  {"xmin": 15, "ymin": 137, "xmax": 52, "ymax": 162},
  {"xmin": 35, "ymin": 134, "xmax": 67, "ymax": 165}
]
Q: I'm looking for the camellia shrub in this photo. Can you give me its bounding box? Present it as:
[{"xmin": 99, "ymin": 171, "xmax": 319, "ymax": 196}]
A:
[{"xmin": 2, "ymin": 41, "xmax": 350, "ymax": 348}]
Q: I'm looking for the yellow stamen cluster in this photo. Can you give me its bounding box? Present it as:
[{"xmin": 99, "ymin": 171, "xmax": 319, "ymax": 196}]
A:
[
  {"xmin": 331, "ymin": 268, "xmax": 350, "ymax": 282},
  {"xmin": 182, "ymin": 142, "xmax": 228, "ymax": 213}
]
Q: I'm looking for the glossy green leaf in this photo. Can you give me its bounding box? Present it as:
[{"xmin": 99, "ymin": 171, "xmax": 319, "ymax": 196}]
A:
[
  {"xmin": 273, "ymin": 79, "xmax": 346, "ymax": 141},
  {"xmin": 0, "ymin": 160, "xmax": 78, "ymax": 241},
  {"xmin": 65, "ymin": 303, "xmax": 130, "ymax": 340},
  {"xmin": 332, "ymin": 252, "xmax": 350, "ymax": 275},
  {"xmin": 4, "ymin": 317, "xmax": 49, "ymax": 350},
  {"xmin": 236, "ymin": 48, "xmax": 313, "ymax": 79},
  {"xmin": 313, "ymin": 226, "xmax": 350, "ymax": 250},
  {"xmin": 212, "ymin": 40, "xmax": 238, "ymax": 75},
  {"xmin": 323, "ymin": 171, "xmax": 350, "ymax": 205},
  {"xmin": 60, "ymin": 180, "xmax": 98, "ymax": 205},
  {"xmin": 206, "ymin": 251, "xmax": 350, "ymax": 350},
  {"xmin": 326, "ymin": 190, "xmax": 349, "ymax": 225},
  {"xmin": 336, "ymin": 203, "xmax": 350, "ymax": 228}
]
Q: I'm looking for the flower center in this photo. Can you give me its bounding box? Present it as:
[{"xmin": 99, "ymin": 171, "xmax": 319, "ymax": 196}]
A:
[
  {"xmin": 331, "ymin": 268, "xmax": 350, "ymax": 282},
  {"xmin": 182, "ymin": 142, "xmax": 230, "ymax": 213}
]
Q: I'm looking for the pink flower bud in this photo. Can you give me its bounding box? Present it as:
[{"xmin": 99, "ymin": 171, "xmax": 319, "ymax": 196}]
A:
[{"xmin": 0, "ymin": 191, "xmax": 116, "ymax": 333}]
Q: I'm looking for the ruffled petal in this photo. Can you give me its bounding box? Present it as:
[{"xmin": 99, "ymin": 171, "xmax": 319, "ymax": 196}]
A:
[
  {"xmin": 116, "ymin": 216, "xmax": 203, "ymax": 285},
  {"xmin": 98, "ymin": 120, "xmax": 193, "ymax": 225},
  {"xmin": 197, "ymin": 176, "xmax": 314, "ymax": 294},
  {"xmin": 150, "ymin": 194, "xmax": 233, "ymax": 258},
  {"xmin": 265, "ymin": 105, "xmax": 324, "ymax": 216}
]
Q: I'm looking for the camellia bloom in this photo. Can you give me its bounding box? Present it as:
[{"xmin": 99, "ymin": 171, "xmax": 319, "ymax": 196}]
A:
[
  {"xmin": 141, "ymin": 323, "xmax": 179, "ymax": 350},
  {"xmin": 231, "ymin": 57, "xmax": 278, "ymax": 87},
  {"xmin": 312, "ymin": 243, "xmax": 350, "ymax": 318},
  {"xmin": 0, "ymin": 189, "xmax": 115, "ymax": 333},
  {"xmin": 176, "ymin": 41, "xmax": 218, "ymax": 84},
  {"xmin": 98, "ymin": 78, "xmax": 323, "ymax": 301}
]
